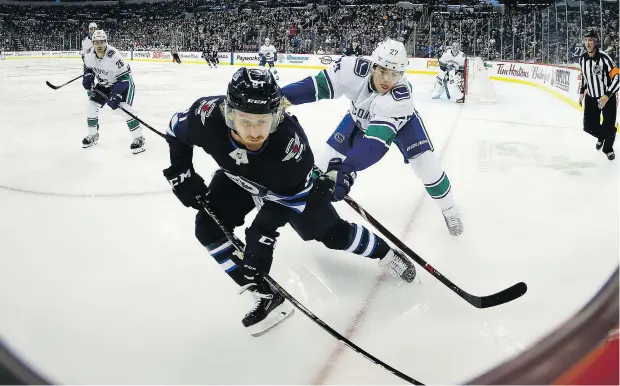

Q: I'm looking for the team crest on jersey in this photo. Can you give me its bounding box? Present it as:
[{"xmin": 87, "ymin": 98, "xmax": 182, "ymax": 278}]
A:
[
  {"xmin": 195, "ymin": 99, "xmax": 216, "ymax": 125},
  {"xmin": 593, "ymin": 64, "xmax": 602, "ymax": 76},
  {"xmin": 106, "ymin": 49, "xmax": 116, "ymax": 58},
  {"xmin": 282, "ymin": 133, "xmax": 304, "ymax": 162}
]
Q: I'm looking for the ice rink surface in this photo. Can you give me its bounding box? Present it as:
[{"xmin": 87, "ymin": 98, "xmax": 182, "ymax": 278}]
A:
[{"xmin": 0, "ymin": 59, "xmax": 618, "ymax": 384}]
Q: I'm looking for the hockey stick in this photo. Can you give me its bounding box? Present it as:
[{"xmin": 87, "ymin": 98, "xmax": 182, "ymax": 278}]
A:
[
  {"xmin": 91, "ymin": 89, "xmax": 166, "ymax": 139},
  {"xmin": 108, "ymin": 102, "xmax": 526, "ymax": 309},
  {"xmin": 100, "ymin": 107, "xmax": 422, "ymax": 383},
  {"xmin": 343, "ymin": 197, "xmax": 527, "ymax": 308},
  {"xmin": 45, "ymin": 74, "xmax": 83, "ymax": 90},
  {"xmin": 196, "ymin": 197, "xmax": 423, "ymax": 385}
]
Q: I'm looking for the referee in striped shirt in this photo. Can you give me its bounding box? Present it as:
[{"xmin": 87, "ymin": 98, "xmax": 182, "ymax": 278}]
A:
[{"xmin": 579, "ymin": 29, "xmax": 619, "ymax": 161}]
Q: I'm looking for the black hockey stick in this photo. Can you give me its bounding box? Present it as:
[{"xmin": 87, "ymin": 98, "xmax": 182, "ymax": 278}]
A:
[
  {"xmin": 45, "ymin": 74, "xmax": 83, "ymax": 90},
  {"xmin": 91, "ymin": 89, "xmax": 166, "ymax": 139},
  {"xmin": 95, "ymin": 100, "xmax": 527, "ymax": 308},
  {"xmin": 196, "ymin": 197, "xmax": 423, "ymax": 385},
  {"xmin": 108, "ymin": 103, "xmax": 526, "ymax": 309},
  {"xmin": 343, "ymin": 197, "xmax": 527, "ymax": 308}
]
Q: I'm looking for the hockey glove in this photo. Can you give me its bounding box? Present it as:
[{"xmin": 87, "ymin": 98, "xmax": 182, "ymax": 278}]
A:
[
  {"xmin": 242, "ymin": 226, "xmax": 278, "ymax": 281},
  {"xmin": 82, "ymin": 73, "xmax": 95, "ymax": 90},
  {"xmin": 325, "ymin": 158, "xmax": 356, "ymax": 202},
  {"xmin": 107, "ymin": 81, "xmax": 129, "ymax": 110},
  {"xmin": 163, "ymin": 166, "xmax": 209, "ymax": 210}
]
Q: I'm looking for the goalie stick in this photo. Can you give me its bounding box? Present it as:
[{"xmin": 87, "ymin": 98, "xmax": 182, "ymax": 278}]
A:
[
  {"xmin": 45, "ymin": 74, "xmax": 83, "ymax": 90},
  {"xmin": 107, "ymin": 106, "xmax": 527, "ymax": 309},
  {"xmin": 343, "ymin": 197, "xmax": 527, "ymax": 308}
]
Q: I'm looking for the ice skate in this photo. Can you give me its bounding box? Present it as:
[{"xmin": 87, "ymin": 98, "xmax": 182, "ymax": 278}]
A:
[
  {"xmin": 130, "ymin": 136, "xmax": 146, "ymax": 154},
  {"xmin": 82, "ymin": 131, "xmax": 99, "ymax": 148},
  {"xmin": 443, "ymin": 206, "xmax": 464, "ymax": 236},
  {"xmin": 379, "ymin": 249, "xmax": 416, "ymax": 283},
  {"xmin": 240, "ymin": 281, "xmax": 294, "ymax": 337}
]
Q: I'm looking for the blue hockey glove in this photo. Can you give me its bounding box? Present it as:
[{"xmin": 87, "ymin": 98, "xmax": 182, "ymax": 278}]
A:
[
  {"xmin": 107, "ymin": 93, "xmax": 123, "ymax": 110},
  {"xmin": 242, "ymin": 226, "xmax": 278, "ymax": 280},
  {"xmin": 107, "ymin": 81, "xmax": 129, "ymax": 110},
  {"xmin": 325, "ymin": 158, "xmax": 356, "ymax": 202},
  {"xmin": 82, "ymin": 73, "xmax": 94, "ymax": 90}
]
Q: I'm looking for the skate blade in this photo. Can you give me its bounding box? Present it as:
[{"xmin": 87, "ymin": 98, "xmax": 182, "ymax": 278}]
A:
[
  {"xmin": 248, "ymin": 303, "xmax": 295, "ymax": 337},
  {"xmin": 132, "ymin": 147, "xmax": 146, "ymax": 155},
  {"xmin": 82, "ymin": 142, "xmax": 98, "ymax": 148}
]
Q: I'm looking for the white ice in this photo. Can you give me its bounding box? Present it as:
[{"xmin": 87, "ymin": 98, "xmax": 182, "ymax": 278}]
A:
[{"xmin": 0, "ymin": 59, "xmax": 618, "ymax": 385}]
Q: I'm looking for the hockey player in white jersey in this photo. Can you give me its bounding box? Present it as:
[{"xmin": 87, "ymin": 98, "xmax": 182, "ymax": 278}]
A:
[
  {"xmin": 82, "ymin": 30, "xmax": 146, "ymax": 154},
  {"xmin": 283, "ymin": 39, "xmax": 463, "ymax": 236},
  {"xmin": 259, "ymin": 38, "xmax": 279, "ymax": 81},
  {"xmin": 431, "ymin": 42, "xmax": 466, "ymax": 103},
  {"xmin": 81, "ymin": 22, "xmax": 97, "ymax": 61}
]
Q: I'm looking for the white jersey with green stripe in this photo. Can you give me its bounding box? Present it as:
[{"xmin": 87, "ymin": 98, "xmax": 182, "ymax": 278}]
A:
[
  {"xmin": 83, "ymin": 44, "xmax": 132, "ymax": 88},
  {"xmin": 313, "ymin": 56, "xmax": 415, "ymax": 146}
]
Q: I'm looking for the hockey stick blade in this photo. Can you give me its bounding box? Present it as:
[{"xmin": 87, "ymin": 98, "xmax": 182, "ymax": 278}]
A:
[
  {"xmin": 343, "ymin": 196, "xmax": 527, "ymax": 309},
  {"xmin": 475, "ymin": 282, "xmax": 528, "ymax": 308},
  {"xmin": 46, "ymin": 74, "xmax": 83, "ymax": 90}
]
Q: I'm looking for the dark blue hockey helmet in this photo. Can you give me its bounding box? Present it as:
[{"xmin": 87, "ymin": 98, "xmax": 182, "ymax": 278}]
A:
[{"xmin": 227, "ymin": 67, "xmax": 282, "ymax": 114}]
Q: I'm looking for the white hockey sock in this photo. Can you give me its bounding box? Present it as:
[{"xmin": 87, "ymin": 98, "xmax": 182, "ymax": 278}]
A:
[{"xmin": 409, "ymin": 151, "xmax": 455, "ymax": 212}]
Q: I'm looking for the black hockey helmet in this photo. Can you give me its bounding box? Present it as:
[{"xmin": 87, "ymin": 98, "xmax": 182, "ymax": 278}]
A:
[
  {"xmin": 583, "ymin": 29, "xmax": 599, "ymax": 40},
  {"xmin": 227, "ymin": 67, "xmax": 282, "ymax": 114}
]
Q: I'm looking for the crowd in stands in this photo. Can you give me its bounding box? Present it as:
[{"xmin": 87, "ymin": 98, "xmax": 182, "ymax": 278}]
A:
[{"xmin": 0, "ymin": 0, "xmax": 618, "ymax": 65}]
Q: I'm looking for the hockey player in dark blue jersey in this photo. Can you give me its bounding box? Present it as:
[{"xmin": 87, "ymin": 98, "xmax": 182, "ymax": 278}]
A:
[{"xmin": 163, "ymin": 67, "xmax": 417, "ymax": 336}]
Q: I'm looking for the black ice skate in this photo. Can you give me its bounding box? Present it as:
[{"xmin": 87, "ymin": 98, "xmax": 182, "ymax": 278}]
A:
[
  {"xmin": 130, "ymin": 136, "xmax": 146, "ymax": 155},
  {"xmin": 82, "ymin": 132, "xmax": 99, "ymax": 148},
  {"xmin": 379, "ymin": 249, "xmax": 417, "ymax": 283},
  {"xmin": 607, "ymin": 151, "xmax": 615, "ymax": 161},
  {"xmin": 596, "ymin": 140, "xmax": 604, "ymax": 151},
  {"xmin": 239, "ymin": 281, "xmax": 294, "ymax": 337}
]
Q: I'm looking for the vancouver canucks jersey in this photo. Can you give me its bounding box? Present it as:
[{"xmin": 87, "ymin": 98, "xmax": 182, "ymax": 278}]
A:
[
  {"xmin": 439, "ymin": 49, "xmax": 465, "ymax": 72},
  {"xmin": 282, "ymin": 56, "xmax": 416, "ymax": 149},
  {"xmin": 81, "ymin": 34, "xmax": 92, "ymax": 56},
  {"xmin": 167, "ymin": 96, "xmax": 315, "ymax": 216},
  {"xmin": 83, "ymin": 44, "xmax": 131, "ymax": 87},
  {"xmin": 259, "ymin": 45, "xmax": 277, "ymax": 61}
]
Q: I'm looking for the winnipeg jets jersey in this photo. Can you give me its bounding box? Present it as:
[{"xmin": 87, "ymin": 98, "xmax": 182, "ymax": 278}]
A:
[
  {"xmin": 283, "ymin": 56, "xmax": 416, "ymax": 148},
  {"xmin": 83, "ymin": 44, "xmax": 131, "ymax": 87},
  {"xmin": 259, "ymin": 45, "xmax": 277, "ymax": 61},
  {"xmin": 439, "ymin": 49, "xmax": 466, "ymax": 72},
  {"xmin": 81, "ymin": 35, "xmax": 92, "ymax": 56}
]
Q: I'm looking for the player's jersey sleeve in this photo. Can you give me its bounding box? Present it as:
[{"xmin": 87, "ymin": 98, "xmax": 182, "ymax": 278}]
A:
[
  {"xmin": 340, "ymin": 82, "xmax": 415, "ymax": 171},
  {"xmin": 166, "ymin": 96, "xmax": 221, "ymax": 170},
  {"xmin": 106, "ymin": 49, "xmax": 130, "ymax": 83},
  {"xmin": 282, "ymin": 56, "xmax": 367, "ymax": 105}
]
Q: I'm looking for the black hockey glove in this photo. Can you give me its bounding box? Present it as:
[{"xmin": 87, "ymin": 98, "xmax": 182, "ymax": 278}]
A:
[
  {"xmin": 242, "ymin": 226, "xmax": 278, "ymax": 281},
  {"xmin": 163, "ymin": 166, "xmax": 209, "ymax": 210}
]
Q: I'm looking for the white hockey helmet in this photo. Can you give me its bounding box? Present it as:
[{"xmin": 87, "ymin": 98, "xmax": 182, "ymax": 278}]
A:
[
  {"xmin": 371, "ymin": 39, "xmax": 408, "ymax": 72},
  {"xmin": 88, "ymin": 22, "xmax": 98, "ymax": 29},
  {"xmin": 92, "ymin": 30, "xmax": 107, "ymax": 43}
]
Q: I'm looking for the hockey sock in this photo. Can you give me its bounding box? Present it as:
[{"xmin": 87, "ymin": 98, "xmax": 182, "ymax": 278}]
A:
[
  {"xmin": 204, "ymin": 238, "xmax": 250, "ymax": 287},
  {"xmin": 127, "ymin": 119, "xmax": 143, "ymax": 139},
  {"xmin": 319, "ymin": 220, "xmax": 390, "ymax": 259},
  {"xmin": 409, "ymin": 151, "xmax": 455, "ymax": 211},
  {"xmin": 87, "ymin": 102, "xmax": 100, "ymax": 135},
  {"xmin": 87, "ymin": 117, "xmax": 98, "ymax": 135}
]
